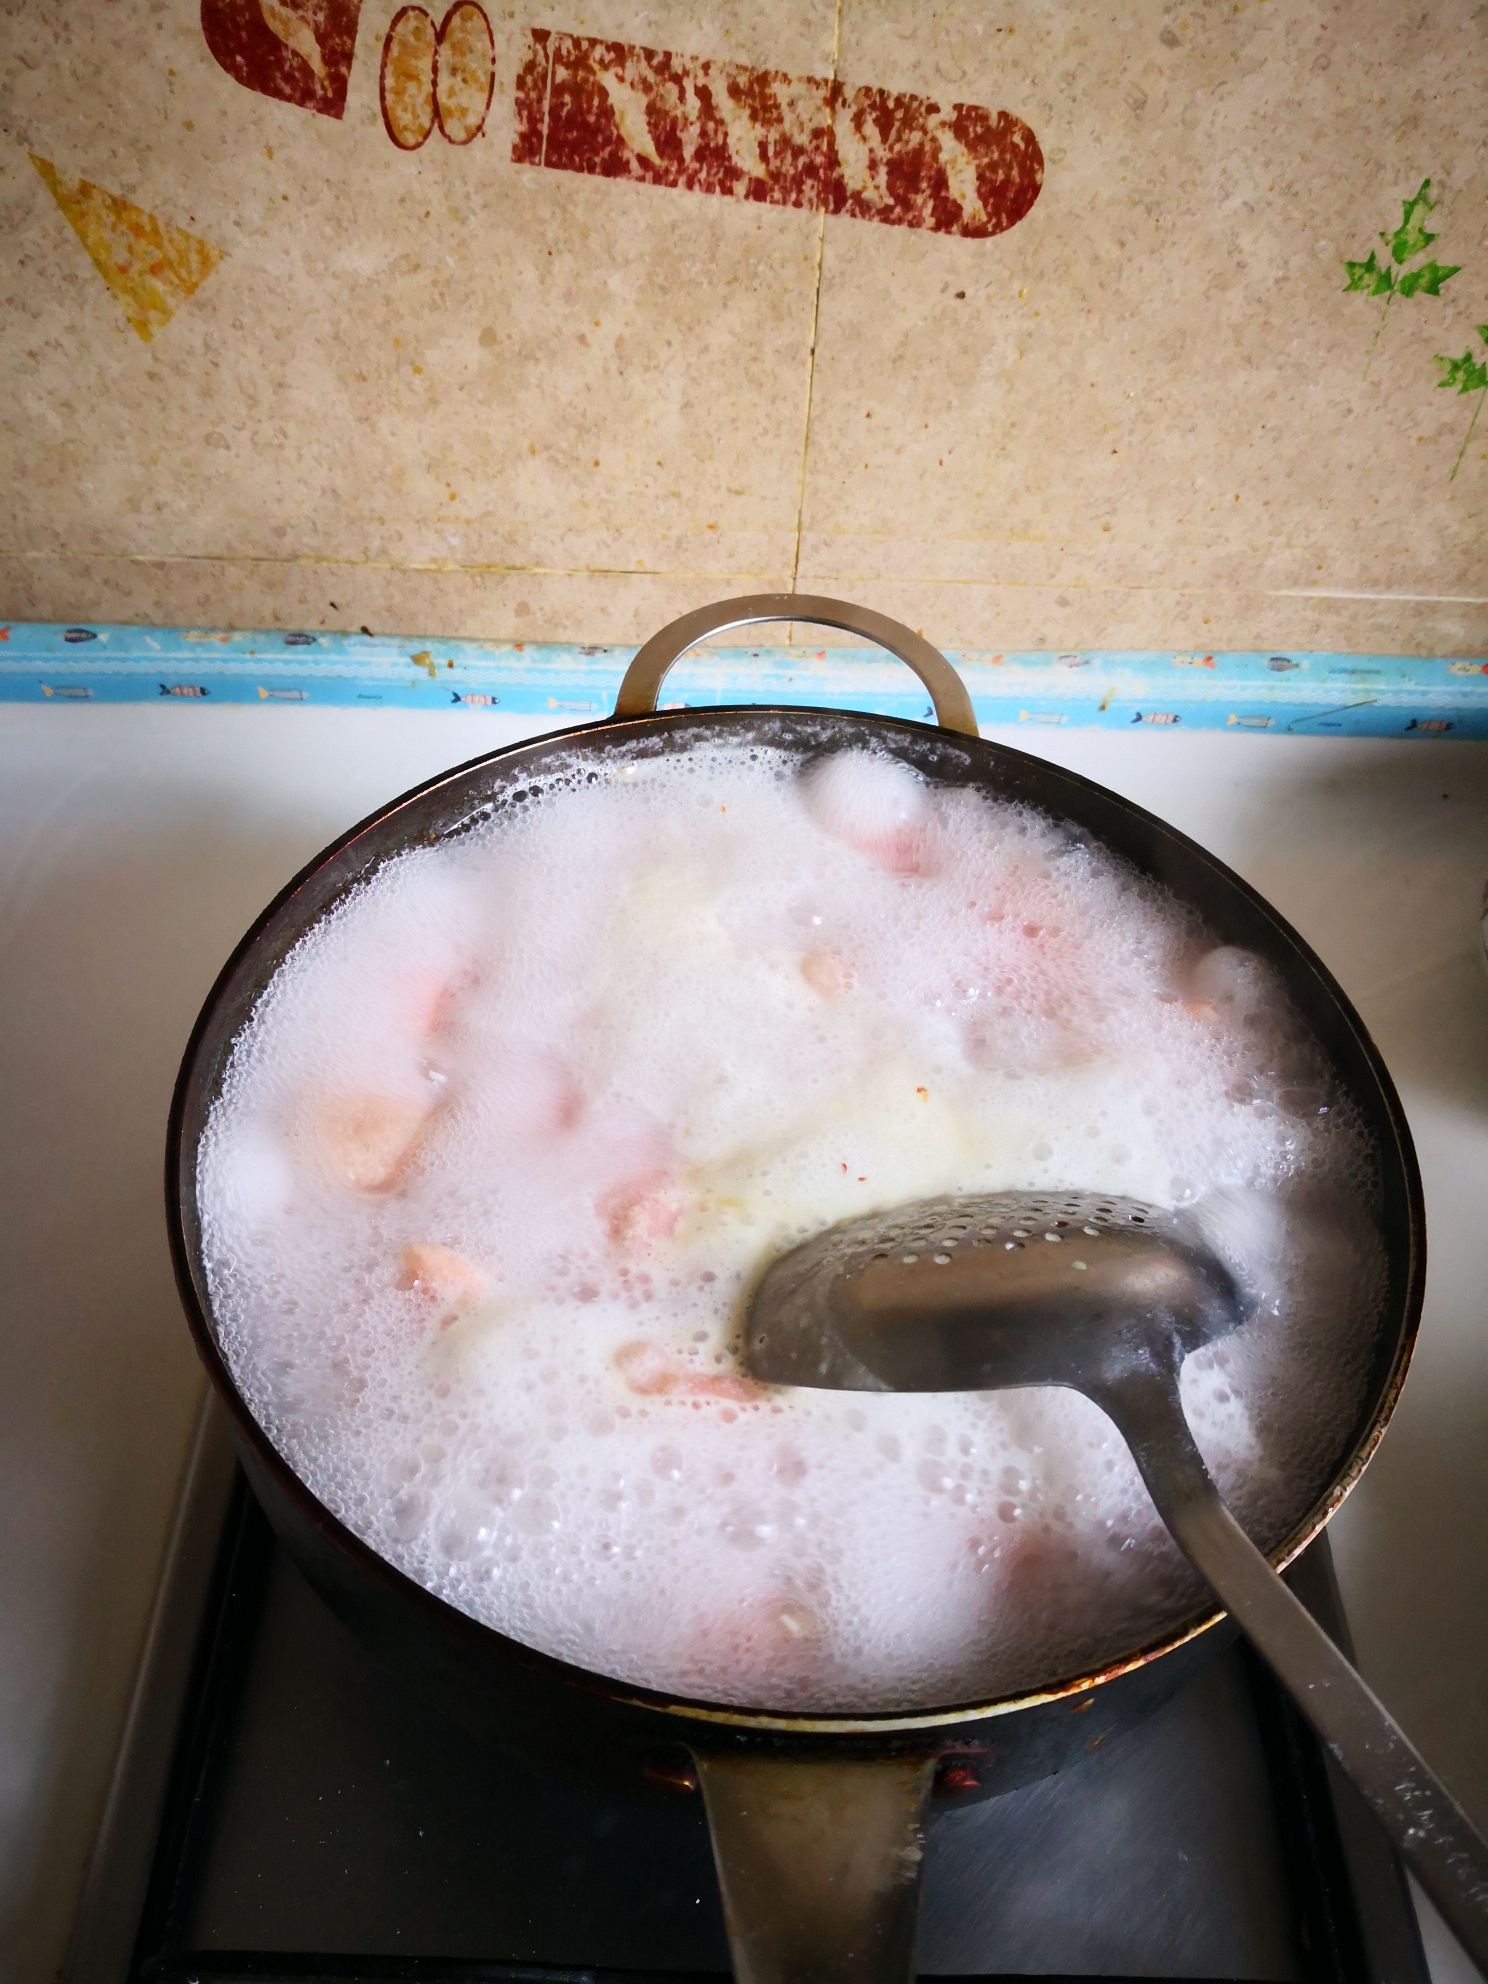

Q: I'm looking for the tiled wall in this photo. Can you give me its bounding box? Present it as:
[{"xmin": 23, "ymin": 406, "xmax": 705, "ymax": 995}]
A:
[{"xmin": 3, "ymin": 1, "xmax": 1485, "ymax": 656}]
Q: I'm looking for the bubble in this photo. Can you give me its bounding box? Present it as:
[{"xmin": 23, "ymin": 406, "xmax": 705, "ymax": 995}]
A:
[
  {"xmin": 773, "ymin": 1444, "xmax": 810, "ymax": 1486},
  {"xmin": 197, "ymin": 736, "xmax": 1384, "ymax": 1716},
  {"xmin": 720, "ymin": 1504, "xmax": 775, "ymax": 1550}
]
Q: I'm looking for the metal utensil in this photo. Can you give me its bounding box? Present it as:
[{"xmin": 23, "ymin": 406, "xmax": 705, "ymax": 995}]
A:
[{"xmin": 746, "ymin": 1188, "xmax": 1488, "ymax": 1975}]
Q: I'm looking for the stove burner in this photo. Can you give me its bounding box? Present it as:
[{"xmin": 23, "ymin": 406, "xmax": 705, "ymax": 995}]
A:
[{"xmin": 67, "ymin": 1407, "xmax": 1428, "ymax": 1983}]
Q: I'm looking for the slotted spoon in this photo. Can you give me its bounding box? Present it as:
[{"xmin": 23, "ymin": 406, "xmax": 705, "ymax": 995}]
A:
[{"xmin": 746, "ymin": 1188, "xmax": 1488, "ymax": 1974}]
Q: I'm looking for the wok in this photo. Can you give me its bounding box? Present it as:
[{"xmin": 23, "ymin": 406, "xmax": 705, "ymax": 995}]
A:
[{"xmin": 168, "ymin": 595, "xmax": 1424, "ymax": 1980}]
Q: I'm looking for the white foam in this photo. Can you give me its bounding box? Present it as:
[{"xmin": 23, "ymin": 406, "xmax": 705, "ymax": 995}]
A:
[{"xmin": 197, "ymin": 744, "xmax": 1383, "ymax": 1710}]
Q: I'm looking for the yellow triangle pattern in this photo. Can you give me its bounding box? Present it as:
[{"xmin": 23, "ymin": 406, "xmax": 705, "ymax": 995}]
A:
[{"xmin": 30, "ymin": 154, "xmax": 224, "ymax": 344}]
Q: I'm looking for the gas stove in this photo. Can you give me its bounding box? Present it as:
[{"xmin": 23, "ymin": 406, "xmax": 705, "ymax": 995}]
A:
[{"xmin": 67, "ymin": 1402, "xmax": 1428, "ymax": 1984}]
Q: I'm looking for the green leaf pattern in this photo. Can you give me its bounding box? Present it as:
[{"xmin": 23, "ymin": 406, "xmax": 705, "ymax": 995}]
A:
[
  {"xmin": 1344, "ymin": 248, "xmax": 1395, "ymax": 295},
  {"xmin": 1344, "ymin": 180, "xmax": 1458, "ymax": 304},
  {"xmin": 1345, "ymin": 180, "xmax": 1480, "ymax": 478},
  {"xmin": 1397, "ymin": 259, "xmax": 1461, "ymax": 298},
  {"xmin": 1435, "ymin": 330, "xmax": 1488, "ymax": 396},
  {"xmin": 1381, "ymin": 181, "xmax": 1438, "ymax": 265},
  {"xmin": 1433, "ymin": 328, "xmax": 1488, "ymax": 482}
]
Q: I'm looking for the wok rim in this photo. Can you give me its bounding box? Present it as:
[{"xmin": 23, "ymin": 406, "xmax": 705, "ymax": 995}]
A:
[{"xmin": 165, "ymin": 704, "xmax": 1426, "ymax": 1738}]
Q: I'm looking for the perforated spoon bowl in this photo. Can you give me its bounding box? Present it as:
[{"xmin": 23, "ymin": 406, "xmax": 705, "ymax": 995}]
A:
[{"xmin": 746, "ymin": 1189, "xmax": 1488, "ymax": 1976}]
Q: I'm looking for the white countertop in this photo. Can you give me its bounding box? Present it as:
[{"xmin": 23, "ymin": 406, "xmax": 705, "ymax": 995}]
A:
[{"xmin": 3, "ymin": 702, "xmax": 1486, "ymax": 1983}]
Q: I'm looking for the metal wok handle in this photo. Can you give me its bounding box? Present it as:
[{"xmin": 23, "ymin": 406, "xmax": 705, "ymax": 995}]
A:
[
  {"xmin": 693, "ymin": 1748, "xmax": 937, "ymax": 1983},
  {"xmin": 613, "ymin": 593, "xmax": 980, "ymax": 738}
]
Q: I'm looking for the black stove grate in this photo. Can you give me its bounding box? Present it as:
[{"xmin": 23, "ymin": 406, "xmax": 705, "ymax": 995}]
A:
[{"xmin": 72, "ymin": 1411, "xmax": 1428, "ymax": 1984}]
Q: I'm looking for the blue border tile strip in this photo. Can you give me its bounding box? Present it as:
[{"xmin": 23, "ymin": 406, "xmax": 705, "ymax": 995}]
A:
[{"xmin": 3, "ymin": 622, "xmax": 1486, "ymax": 738}]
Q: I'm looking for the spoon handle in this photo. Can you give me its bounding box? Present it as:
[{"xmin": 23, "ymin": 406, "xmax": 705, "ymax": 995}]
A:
[{"xmin": 1099, "ymin": 1370, "xmax": 1488, "ymax": 1977}]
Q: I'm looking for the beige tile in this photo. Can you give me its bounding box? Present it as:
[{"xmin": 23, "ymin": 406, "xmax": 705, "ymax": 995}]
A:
[
  {"xmin": 0, "ymin": 554, "xmax": 795, "ymax": 647},
  {"xmin": 800, "ymin": 0, "xmax": 1488, "ymax": 649},
  {"xmin": 4, "ymin": 0, "xmax": 1486, "ymax": 653},
  {"xmin": 784, "ymin": 569, "xmax": 1488, "ymax": 658},
  {"xmin": 1, "ymin": 2, "xmax": 833, "ymax": 609},
  {"xmin": 13, "ymin": 551, "xmax": 1481, "ymax": 662}
]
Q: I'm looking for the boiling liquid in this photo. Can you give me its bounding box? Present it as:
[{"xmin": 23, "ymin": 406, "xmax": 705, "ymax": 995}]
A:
[{"xmin": 199, "ymin": 745, "xmax": 1381, "ymax": 1710}]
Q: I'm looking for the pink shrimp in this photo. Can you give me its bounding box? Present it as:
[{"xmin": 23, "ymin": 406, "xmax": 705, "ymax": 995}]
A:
[
  {"xmin": 397, "ymin": 1242, "xmax": 486, "ymax": 1327},
  {"xmin": 310, "ymin": 1092, "xmax": 431, "ymax": 1192},
  {"xmin": 601, "ymin": 1173, "xmax": 686, "ymax": 1253},
  {"xmin": 1182, "ymin": 947, "xmax": 1271, "ymax": 1028},
  {"xmin": 802, "ymin": 750, "xmax": 938, "ymax": 876},
  {"xmin": 575, "ymin": 1104, "xmax": 686, "ymax": 1256},
  {"xmin": 799, "ymin": 948, "xmax": 852, "ymax": 997},
  {"xmin": 613, "ymin": 1339, "xmax": 762, "ymax": 1404},
  {"xmin": 411, "ymin": 964, "xmax": 482, "ymax": 1037}
]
